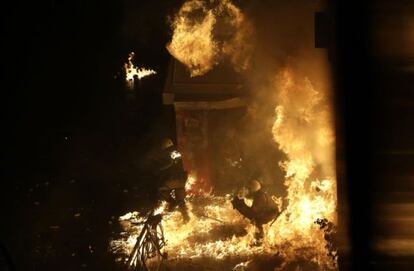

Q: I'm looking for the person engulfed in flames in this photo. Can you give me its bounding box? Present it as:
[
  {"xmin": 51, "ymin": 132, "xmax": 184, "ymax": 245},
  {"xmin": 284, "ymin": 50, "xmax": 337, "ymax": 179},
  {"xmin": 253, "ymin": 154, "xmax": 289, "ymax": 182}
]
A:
[
  {"xmin": 149, "ymin": 138, "xmax": 190, "ymax": 222},
  {"xmin": 231, "ymin": 179, "xmax": 280, "ymax": 245}
]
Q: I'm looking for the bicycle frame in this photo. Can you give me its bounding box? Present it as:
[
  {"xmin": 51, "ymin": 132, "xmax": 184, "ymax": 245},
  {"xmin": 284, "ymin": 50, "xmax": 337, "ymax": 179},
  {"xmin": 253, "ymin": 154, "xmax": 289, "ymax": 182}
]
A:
[{"xmin": 127, "ymin": 213, "xmax": 166, "ymax": 271}]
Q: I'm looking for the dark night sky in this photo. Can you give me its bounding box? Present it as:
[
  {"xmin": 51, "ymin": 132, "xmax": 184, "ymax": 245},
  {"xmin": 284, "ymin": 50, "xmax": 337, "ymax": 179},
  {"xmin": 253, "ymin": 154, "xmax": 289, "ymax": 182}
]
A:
[
  {"xmin": 2, "ymin": 0, "xmax": 184, "ymax": 180},
  {"xmin": 2, "ymin": 0, "xmax": 181, "ymax": 132}
]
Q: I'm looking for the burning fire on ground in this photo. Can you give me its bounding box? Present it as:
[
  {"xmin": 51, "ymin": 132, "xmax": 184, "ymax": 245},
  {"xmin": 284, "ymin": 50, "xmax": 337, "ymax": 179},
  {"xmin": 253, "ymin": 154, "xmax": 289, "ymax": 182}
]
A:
[
  {"xmin": 111, "ymin": 0, "xmax": 338, "ymax": 270},
  {"xmin": 110, "ymin": 69, "xmax": 337, "ymax": 270},
  {"xmin": 269, "ymin": 68, "xmax": 337, "ymax": 270}
]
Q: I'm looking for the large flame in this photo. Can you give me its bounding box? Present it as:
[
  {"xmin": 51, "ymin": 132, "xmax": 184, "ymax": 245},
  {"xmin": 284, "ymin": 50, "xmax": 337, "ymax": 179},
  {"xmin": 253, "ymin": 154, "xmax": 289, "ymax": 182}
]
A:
[
  {"xmin": 166, "ymin": 0, "xmax": 253, "ymax": 77},
  {"xmin": 110, "ymin": 70, "xmax": 337, "ymax": 270},
  {"xmin": 114, "ymin": 2, "xmax": 338, "ymax": 268},
  {"xmin": 269, "ymin": 68, "xmax": 337, "ymax": 270}
]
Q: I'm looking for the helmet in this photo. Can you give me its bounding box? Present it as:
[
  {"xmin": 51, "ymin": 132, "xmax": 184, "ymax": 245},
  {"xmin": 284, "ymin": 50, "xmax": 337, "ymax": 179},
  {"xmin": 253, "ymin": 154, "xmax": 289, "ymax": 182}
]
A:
[
  {"xmin": 247, "ymin": 179, "xmax": 261, "ymax": 193},
  {"xmin": 161, "ymin": 138, "xmax": 174, "ymax": 149}
]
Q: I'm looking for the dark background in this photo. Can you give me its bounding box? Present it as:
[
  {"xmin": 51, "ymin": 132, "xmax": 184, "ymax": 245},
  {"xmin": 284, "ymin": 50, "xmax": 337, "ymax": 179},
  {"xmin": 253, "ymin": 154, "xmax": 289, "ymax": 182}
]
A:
[
  {"xmin": 1, "ymin": 0, "xmax": 414, "ymax": 270},
  {"xmin": 1, "ymin": 1, "xmax": 182, "ymax": 270},
  {"xmin": 333, "ymin": 0, "xmax": 414, "ymax": 270}
]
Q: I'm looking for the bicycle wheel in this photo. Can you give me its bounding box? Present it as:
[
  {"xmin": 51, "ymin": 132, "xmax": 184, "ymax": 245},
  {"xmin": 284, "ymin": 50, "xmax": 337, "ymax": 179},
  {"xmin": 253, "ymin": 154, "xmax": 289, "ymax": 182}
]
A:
[
  {"xmin": 127, "ymin": 226, "xmax": 148, "ymax": 270},
  {"xmin": 141, "ymin": 223, "xmax": 165, "ymax": 271}
]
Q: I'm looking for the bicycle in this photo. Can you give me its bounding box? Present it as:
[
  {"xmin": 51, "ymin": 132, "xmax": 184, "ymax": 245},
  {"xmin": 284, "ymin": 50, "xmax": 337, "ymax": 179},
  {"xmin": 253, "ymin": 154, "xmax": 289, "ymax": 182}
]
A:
[{"xmin": 126, "ymin": 211, "xmax": 166, "ymax": 271}]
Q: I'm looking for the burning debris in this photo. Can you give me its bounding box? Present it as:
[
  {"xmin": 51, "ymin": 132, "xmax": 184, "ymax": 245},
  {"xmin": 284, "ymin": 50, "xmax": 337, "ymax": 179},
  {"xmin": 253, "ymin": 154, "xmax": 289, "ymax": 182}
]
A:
[
  {"xmin": 124, "ymin": 52, "xmax": 157, "ymax": 87},
  {"xmin": 315, "ymin": 218, "xmax": 338, "ymax": 263},
  {"xmin": 166, "ymin": 0, "xmax": 253, "ymax": 77}
]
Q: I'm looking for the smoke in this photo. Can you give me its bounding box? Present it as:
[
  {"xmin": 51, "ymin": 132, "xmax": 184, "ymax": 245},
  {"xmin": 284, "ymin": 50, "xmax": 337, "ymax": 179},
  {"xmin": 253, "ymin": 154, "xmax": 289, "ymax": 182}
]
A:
[
  {"xmin": 238, "ymin": 0, "xmax": 335, "ymax": 186},
  {"xmin": 166, "ymin": 0, "xmax": 338, "ymax": 268},
  {"xmin": 166, "ymin": 0, "xmax": 253, "ymax": 77},
  {"xmin": 272, "ymin": 68, "xmax": 335, "ymax": 181},
  {"xmin": 239, "ymin": 3, "xmax": 337, "ymax": 269},
  {"xmin": 166, "ymin": 0, "xmax": 336, "ymax": 193}
]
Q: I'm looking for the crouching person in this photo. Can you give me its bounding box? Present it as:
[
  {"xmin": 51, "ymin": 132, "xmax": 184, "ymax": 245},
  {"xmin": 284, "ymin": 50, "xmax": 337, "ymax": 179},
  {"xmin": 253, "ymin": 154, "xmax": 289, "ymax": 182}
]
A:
[{"xmin": 231, "ymin": 179, "xmax": 280, "ymax": 245}]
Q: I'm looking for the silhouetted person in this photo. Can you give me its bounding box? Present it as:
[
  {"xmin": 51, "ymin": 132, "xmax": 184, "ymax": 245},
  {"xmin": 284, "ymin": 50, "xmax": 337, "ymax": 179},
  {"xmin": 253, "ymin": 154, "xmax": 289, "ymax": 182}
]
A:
[
  {"xmin": 232, "ymin": 179, "xmax": 279, "ymax": 244},
  {"xmin": 149, "ymin": 138, "xmax": 189, "ymax": 222}
]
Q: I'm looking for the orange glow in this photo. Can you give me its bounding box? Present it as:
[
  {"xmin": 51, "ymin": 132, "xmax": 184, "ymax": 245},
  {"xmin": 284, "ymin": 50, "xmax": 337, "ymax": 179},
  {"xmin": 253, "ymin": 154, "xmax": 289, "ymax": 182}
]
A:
[
  {"xmin": 124, "ymin": 52, "xmax": 156, "ymax": 86},
  {"xmin": 166, "ymin": 0, "xmax": 253, "ymax": 77}
]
